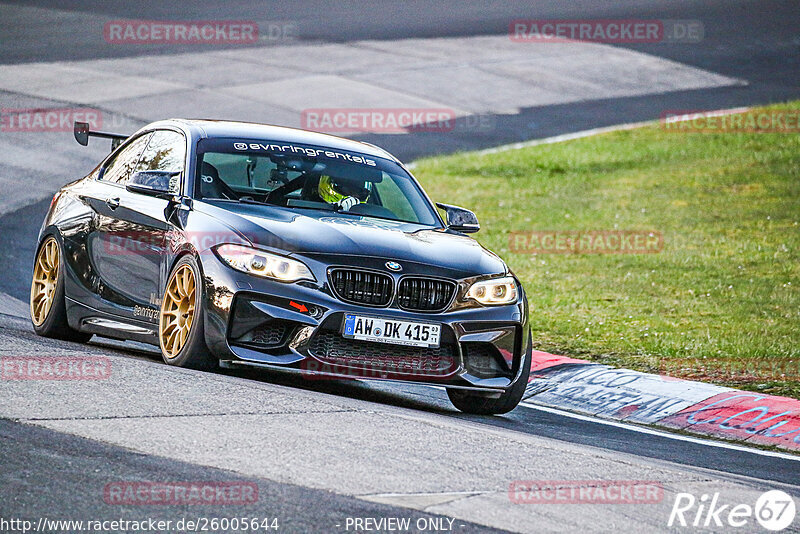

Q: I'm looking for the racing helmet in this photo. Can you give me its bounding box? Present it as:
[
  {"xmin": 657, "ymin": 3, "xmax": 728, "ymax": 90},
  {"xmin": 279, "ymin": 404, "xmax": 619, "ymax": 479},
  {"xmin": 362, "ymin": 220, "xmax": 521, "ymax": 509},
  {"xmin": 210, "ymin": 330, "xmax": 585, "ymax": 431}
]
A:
[{"xmin": 318, "ymin": 175, "xmax": 372, "ymax": 204}]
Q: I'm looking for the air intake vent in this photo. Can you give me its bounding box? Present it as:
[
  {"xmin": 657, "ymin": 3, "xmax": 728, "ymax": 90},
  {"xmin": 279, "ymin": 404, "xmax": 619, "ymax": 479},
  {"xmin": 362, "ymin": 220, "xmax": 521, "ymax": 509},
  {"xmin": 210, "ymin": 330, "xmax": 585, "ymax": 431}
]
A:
[
  {"xmin": 232, "ymin": 321, "xmax": 290, "ymax": 348},
  {"xmin": 329, "ymin": 269, "xmax": 393, "ymax": 307},
  {"xmin": 309, "ymin": 332, "xmax": 456, "ymax": 376},
  {"xmin": 462, "ymin": 342, "xmax": 511, "ymax": 379},
  {"xmin": 397, "ymin": 277, "xmax": 456, "ymax": 312},
  {"xmin": 249, "ymin": 322, "xmax": 288, "ymax": 347}
]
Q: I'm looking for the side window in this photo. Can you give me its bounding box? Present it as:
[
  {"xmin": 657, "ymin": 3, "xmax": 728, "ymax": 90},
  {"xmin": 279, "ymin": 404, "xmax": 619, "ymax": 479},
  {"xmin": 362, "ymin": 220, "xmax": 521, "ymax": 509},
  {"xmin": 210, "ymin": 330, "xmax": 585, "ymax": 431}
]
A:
[
  {"xmin": 135, "ymin": 130, "xmax": 186, "ymax": 193},
  {"xmin": 100, "ymin": 134, "xmax": 151, "ymax": 184},
  {"xmin": 373, "ymin": 173, "xmax": 419, "ymax": 222}
]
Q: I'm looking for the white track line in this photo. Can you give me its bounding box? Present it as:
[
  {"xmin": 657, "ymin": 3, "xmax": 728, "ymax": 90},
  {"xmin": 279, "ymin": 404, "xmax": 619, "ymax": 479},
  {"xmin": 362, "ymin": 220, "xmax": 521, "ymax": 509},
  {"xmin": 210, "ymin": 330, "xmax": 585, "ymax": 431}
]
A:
[
  {"xmin": 519, "ymin": 401, "xmax": 800, "ymax": 462},
  {"xmin": 473, "ymin": 106, "xmax": 753, "ymax": 156},
  {"xmin": 423, "ymin": 385, "xmax": 798, "ymax": 461},
  {"xmin": 408, "ymin": 106, "xmax": 755, "ymax": 169},
  {"xmin": 472, "ymin": 121, "xmax": 655, "ymax": 156},
  {"xmin": 406, "ymin": 120, "xmax": 652, "ymax": 169}
]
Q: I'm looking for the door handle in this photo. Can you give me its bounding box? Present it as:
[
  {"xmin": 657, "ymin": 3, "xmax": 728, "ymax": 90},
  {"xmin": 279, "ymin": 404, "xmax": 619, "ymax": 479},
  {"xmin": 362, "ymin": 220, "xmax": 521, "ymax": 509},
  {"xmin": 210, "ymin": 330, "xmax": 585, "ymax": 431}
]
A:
[{"xmin": 105, "ymin": 197, "xmax": 120, "ymax": 210}]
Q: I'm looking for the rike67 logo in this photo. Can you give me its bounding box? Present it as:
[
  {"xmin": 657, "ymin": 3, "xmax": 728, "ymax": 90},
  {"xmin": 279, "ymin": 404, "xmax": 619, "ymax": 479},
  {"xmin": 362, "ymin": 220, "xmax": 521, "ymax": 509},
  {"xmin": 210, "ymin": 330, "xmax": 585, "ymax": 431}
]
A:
[{"xmin": 669, "ymin": 490, "xmax": 796, "ymax": 531}]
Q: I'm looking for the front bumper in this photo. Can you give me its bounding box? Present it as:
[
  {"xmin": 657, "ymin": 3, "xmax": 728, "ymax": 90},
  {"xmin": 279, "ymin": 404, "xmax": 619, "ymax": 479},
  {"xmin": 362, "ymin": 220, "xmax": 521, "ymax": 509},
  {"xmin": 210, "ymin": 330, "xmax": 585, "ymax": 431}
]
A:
[{"xmin": 200, "ymin": 253, "xmax": 531, "ymax": 394}]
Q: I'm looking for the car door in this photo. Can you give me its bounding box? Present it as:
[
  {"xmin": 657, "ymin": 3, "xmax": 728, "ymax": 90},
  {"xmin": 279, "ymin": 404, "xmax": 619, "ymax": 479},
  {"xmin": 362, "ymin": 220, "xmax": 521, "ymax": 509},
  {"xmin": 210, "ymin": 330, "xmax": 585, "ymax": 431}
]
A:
[
  {"xmin": 80, "ymin": 132, "xmax": 154, "ymax": 318},
  {"xmin": 83, "ymin": 129, "xmax": 188, "ymax": 323},
  {"xmin": 102, "ymin": 129, "xmax": 188, "ymax": 323}
]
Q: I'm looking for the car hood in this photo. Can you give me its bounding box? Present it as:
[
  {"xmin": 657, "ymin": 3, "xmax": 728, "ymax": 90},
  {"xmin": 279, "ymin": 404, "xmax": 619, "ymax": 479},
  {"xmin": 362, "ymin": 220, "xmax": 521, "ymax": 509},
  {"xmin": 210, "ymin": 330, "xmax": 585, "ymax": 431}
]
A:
[{"xmin": 197, "ymin": 201, "xmax": 506, "ymax": 278}]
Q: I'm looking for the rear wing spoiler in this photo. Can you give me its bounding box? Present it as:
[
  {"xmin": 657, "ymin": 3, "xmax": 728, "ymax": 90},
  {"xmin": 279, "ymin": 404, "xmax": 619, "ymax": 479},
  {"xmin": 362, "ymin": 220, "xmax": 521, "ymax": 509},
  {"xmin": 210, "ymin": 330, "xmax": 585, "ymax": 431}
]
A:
[{"xmin": 74, "ymin": 121, "xmax": 128, "ymax": 151}]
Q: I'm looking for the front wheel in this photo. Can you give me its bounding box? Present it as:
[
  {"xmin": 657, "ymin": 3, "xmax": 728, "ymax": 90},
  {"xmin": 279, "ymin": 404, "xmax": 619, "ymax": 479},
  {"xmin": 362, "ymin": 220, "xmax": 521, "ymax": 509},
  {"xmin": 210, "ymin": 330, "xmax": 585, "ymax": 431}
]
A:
[
  {"xmin": 447, "ymin": 341, "xmax": 531, "ymax": 415},
  {"xmin": 158, "ymin": 255, "xmax": 217, "ymax": 371}
]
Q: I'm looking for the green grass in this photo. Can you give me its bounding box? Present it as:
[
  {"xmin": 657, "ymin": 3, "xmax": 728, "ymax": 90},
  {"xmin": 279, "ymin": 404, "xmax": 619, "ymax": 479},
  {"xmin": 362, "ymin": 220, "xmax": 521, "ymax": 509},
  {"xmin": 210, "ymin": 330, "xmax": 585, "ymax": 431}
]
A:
[{"xmin": 414, "ymin": 102, "xmax": 800, "ymax": 398}]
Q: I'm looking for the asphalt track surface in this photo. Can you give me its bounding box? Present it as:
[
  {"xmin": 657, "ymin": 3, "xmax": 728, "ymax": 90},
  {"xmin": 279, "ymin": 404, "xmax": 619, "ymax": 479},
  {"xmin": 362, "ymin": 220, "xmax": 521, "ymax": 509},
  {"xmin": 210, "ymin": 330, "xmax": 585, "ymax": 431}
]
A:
[
  {"xmin": 2, "ymin": 0, "xmax": 799, "ymax": 160},
  {"xmin": 1, "ymin": 1, "xmax": 799, "ymax": 532},
  {"xmin": 0, "ymin": 419, "xmax": 507, "ymax": 534}
]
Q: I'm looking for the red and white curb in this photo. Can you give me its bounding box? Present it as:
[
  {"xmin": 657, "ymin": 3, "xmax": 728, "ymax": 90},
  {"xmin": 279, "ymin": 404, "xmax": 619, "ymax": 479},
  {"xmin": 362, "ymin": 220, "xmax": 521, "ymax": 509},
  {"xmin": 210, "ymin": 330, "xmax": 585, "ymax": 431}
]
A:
[{"xmin": 524, "ymin": 351, "xmax": 800, "ymax": 452}]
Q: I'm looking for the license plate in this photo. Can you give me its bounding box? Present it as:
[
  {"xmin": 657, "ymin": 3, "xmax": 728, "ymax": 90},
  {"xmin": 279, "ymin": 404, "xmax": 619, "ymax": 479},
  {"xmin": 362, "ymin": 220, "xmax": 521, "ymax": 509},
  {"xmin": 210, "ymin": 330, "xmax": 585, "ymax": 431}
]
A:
[{"xmin": 342, "ymin": 314, "xmax": 441, "ymax": 348}]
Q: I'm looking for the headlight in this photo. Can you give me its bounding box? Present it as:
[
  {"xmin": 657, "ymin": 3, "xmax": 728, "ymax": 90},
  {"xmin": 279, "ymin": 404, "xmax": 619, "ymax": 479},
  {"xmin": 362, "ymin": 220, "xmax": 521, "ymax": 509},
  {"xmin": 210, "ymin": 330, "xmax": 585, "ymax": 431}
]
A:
[
  {"xmin": 465, "ymin": 276, "xmax": 518, "ymax": 305},
  {"xmin": 214, "ymin": 244, "xmax": 314, "ymax": 282}
]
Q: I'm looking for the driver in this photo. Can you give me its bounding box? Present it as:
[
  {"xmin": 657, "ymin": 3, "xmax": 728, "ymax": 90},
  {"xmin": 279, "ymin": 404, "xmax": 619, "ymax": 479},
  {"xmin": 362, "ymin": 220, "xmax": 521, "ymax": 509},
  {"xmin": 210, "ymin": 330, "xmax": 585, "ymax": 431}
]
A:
[{"xmin": 318, "ymin": 175, "xmax": 372, "ymax": 211}]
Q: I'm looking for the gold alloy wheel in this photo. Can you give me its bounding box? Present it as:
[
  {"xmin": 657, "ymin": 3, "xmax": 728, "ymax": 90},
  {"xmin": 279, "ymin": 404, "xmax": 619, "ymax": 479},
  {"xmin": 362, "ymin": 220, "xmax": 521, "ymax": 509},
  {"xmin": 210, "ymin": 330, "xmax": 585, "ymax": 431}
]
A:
[
  {"xmin": 30, "ymin": 237, "xmax": 60, "ymax": 326},
  {"xmin": 159, "ymin": 264, "xmax": 196, "ymax": 359}
]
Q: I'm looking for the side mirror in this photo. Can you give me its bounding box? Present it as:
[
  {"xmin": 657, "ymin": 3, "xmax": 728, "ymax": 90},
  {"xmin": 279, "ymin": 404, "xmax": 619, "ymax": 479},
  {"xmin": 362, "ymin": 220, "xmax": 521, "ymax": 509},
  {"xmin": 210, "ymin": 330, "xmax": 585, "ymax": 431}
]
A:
[
  {"xmin": 126, "ymin": 170, "xmax": 180, "ymax": 199},
  {"xmin": 436, "ymin": 202, "xmax": 480, "ymax": 233}
]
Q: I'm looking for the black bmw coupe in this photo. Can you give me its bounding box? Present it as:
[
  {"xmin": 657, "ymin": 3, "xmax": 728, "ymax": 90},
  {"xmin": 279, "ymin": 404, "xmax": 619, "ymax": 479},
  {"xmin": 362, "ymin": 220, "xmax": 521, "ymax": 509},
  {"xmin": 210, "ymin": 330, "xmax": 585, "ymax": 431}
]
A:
[{"xmin": 31, "ymin": 119, "xmax": 531, "ymax": 414}]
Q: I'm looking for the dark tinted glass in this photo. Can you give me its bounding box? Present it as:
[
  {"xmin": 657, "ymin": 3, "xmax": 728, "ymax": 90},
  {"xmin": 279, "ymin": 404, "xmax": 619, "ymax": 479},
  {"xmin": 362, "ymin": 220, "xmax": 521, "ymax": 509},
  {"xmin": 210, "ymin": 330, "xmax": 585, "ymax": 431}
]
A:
[
  {"xmin": 195, "ymin": 138, "xmax": 440, "ymax": 226},
  {"xmin": 101, "ymin": 134, "xmax": 151, "ymax": 184},
  {"xmin": 136, "ymin": 131, "xmax": 186, "ymax": 173}
]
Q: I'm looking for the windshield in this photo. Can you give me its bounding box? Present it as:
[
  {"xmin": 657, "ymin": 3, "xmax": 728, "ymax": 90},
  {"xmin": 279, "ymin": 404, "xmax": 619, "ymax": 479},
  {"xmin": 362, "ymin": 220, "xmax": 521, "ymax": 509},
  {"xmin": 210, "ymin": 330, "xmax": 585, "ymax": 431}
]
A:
[{"xmin": 195, "ymin": 138, "xmax": 440, "ymax": 226}]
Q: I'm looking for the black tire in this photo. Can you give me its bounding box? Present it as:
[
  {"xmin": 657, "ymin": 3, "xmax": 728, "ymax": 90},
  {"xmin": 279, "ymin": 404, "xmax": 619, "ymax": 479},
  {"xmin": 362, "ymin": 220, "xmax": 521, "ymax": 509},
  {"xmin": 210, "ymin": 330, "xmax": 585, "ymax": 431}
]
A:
[
  {"xmin": 447, "ymin": 336, "xmax": 532, "ymax": 415},
  {"xmin": 158, "ymin": 255, "xmax": 217, "ymax": 371},
  {"xmin": 30, "ymin": 235, "xmax": 93, "ymax": 343}
]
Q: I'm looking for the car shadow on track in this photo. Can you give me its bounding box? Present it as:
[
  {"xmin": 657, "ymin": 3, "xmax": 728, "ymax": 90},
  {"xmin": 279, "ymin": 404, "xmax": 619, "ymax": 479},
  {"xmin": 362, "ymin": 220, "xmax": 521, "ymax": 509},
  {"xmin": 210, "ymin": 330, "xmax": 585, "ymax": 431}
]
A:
[
  {"xmin": 224, "ymin": 365, "xmax": 461, "ymax": 414},
  {"xmin": 2, "ymin": 307, "xmax": 506, "ymax": 421},
  {"xmin": 89, "ymin": 334, "xmax": 463, "ymax": 416}
]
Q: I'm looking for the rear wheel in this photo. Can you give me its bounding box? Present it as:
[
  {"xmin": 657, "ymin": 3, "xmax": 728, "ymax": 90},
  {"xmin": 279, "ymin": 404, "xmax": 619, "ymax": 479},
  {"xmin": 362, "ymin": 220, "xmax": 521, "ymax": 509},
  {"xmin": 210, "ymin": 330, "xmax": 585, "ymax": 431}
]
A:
[
  {"xmin": 30, "ymin": 235, "xmax": 92, "ymax": 342},
  {"xmin": 158, "ymin": 255, "xmax": 217, "ymax": 370},
  {"xmin": 447, "ymin": 342, "xmax": 531, "ymax": 415}
]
